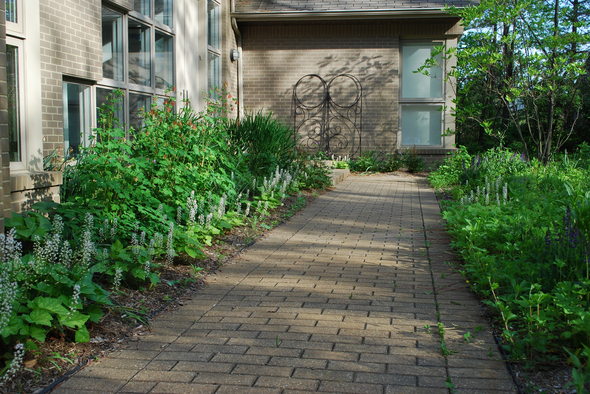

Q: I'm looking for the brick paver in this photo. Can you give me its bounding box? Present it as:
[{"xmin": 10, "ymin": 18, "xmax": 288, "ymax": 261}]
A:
[{"xmin": 55, "ymin": 175, "xmax": 516, "ymax": 393}]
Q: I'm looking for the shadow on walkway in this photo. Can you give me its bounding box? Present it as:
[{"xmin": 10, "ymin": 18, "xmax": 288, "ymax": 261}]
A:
[{"xmin": 55, "ymin": 174, "xmax": 516, "ymax": 394}]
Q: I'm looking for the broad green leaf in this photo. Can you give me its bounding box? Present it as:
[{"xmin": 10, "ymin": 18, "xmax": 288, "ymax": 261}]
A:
[
  {"xmin": 29, "ymin": 309, "xmax": 53, "ymax": 327},
  {"xmin": 75, "ymin": 326, "xmax": 90, "ymax": 343},
  {"xmin": 30, "ymin": 326, "xmax": 47, "ymax": 342},
  {"xmin": 60, "ymin": 312, "xmax": 90, "ymax": 329},
  {"xmin": 31, "ymin": 297, "xmax": 69, "ymax": 316}
]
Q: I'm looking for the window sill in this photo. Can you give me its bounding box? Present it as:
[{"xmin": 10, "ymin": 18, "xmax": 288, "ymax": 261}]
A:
[
  {"xmin": 11, "ymin": 171, "xmax": 63, "ymax": 192},
  {"xmin": 398, "ymin": 147, "xmax": 457, "ymax": 155}
]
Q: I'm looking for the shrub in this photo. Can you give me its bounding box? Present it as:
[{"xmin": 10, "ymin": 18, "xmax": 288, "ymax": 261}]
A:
[
  {"xmin": 431, "ymin": 146, "xmax": 590, "ymax": 387},
  {"xmin": 348, "ymin": 151, "xmax": 381, "ymax": 172},
  {"xmin": 0, "ymin": 92, "xmax": 329, "ymax": 384},
  {"xmin": 401, "ymin": 150, "xmax": 425, "ymax": 173},
  {"xmin": 228, "ymin": 112, "xmax": 296, "ymax": 178}
]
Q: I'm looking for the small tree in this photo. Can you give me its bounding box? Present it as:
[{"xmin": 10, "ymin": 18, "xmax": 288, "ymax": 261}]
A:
[{"xmin": 448, "ymin": 0, "xmax": 589, "ymax": 162}]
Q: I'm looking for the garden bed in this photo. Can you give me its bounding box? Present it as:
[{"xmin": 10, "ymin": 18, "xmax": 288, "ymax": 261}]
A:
[{"xmin": 4, "ymin": 191, "xmax": 317, "ymax": 393}]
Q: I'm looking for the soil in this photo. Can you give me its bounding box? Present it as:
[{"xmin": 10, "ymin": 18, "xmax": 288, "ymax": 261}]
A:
[{"xmin": 1, "ymin": 191, "xmax": 319, "ymax": 394}]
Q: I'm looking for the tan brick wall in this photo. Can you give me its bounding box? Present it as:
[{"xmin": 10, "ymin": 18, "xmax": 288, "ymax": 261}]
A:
[
  {"xmin": 241, "ymin": 19, "xmax": 459, "ymax": 155},
  {"xmin": 0, "ymin": 1, "xmax": 11, "ymax": 224},
  {"xmin": 39, "ymin": 0, "xmax": 102, "ymax": 158}
]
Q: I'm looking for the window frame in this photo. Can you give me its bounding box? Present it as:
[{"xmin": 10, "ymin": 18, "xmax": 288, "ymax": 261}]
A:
[
  {"xmin": 99, "ymin": 3, "xmax": 175, "ymax": 132},
  {"xmin": 63, "ymin": 80, "xmax": 95, "ymax": 157},
  {"xmin": 5, "ymin": 0, "xmax": 24, "ymax": 35},
  {"xmin": 398, "ymin": 40, "xmax": 446, "ymax": 148},
  {"xmin": 207, "ymin": 0, "xmax": 221, "ymax": 93},
  {"xmin": 6, "ymin": 36, "xmax": 26, "ymax": 170}
]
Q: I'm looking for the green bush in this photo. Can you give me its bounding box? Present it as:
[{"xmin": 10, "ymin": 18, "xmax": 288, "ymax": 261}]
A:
[
  {"xmin": 430, "ymin": 147, "xmax": 590, "ymax": 386},
  {"xmin": 295, "ymin": 160, "xmax": 332, "ymax": 190},
  {"xmin": 401, "ymin": 150, "xmax": 425, "ymax": 173},
  {"xmin": 0, "ymin": 92, "xmax": 330, "ymax": 384},
  {"xmin": 62, "ymin": 94, "xmax": 242, "ymax": 236},
  {"xmin": 348, "ymin": 151, "xmax": 381, "ymax": 172},
  {"xmin": 228, "ymin": 112, "xmax": 296, "ymax": 178}
]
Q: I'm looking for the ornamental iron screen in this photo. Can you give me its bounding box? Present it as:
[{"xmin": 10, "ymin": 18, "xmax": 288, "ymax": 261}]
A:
[{"xmin": 292, "ymin": 74, "xmax": 362, "ymax": 158}]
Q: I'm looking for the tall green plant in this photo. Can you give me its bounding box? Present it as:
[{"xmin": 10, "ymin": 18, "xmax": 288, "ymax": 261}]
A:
[{"xmin": 228, "ymin": 112, "xmax": 296, "ymax": 178}]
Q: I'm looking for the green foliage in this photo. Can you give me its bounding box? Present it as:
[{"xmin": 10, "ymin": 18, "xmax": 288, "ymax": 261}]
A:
[
  {"xmin": 431, "ymin": 147, "xmax": 590, "ymax": 387},
  {"xmin": 400, "ymin": 150, "xmax": 425, "ymax": 173},
  {"xmin": 349, "ymin": 151, "xmax": 381, "ymax": 172},
  {"xmin": 332, "ymin": 160, "xmax": 349, "ymax": 169},
  {"xmin": 294, "ymin": 160, "xmax": 332, "ymax": 190},
  {"xmin": 1, "ymin": 92, "xmax": 331, "ymax": 382},
  {"xmin": 348, "ymin": 151, "xmax": 404, "ymax": 173},
  {"xmin": 447, "ymin": 0, "xmax": 590, "ymax": 161},
  {"xmin": 228, "ymin": 112, "xmax": 296, "ymax": 178},
  {"xmin": 62, "ymin": 95, "xmax": 241, "ymax": 236}
]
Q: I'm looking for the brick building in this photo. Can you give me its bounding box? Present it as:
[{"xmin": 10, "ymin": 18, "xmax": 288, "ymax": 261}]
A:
[{"xmin": 0, "ymin": 0, "xmax": 471, "ymax": 227}]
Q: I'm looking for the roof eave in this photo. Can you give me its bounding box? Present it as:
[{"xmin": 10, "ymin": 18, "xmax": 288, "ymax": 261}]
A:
[{"xmin": 232, "ymin": 8, "xmax": 460, "ymax": 22}]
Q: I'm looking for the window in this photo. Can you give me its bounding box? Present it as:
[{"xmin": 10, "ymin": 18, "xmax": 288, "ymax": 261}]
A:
[
  {"xmin": 128, "ymin": 19, "xmax": 151, "ymax": 86},
  {"xmin": 63, "ymin": 82, "xmax": 92, "ymax": 157},
  {"xmin": 400, "ymin": 42, "xmax": 444, "ymax": 147},
  {"xmin": 207, "ymin": 0, "xmax": 221, "ymax": 92},
  {"xmin": 5, "ymin": 0, "xmax": 22, "ymax": 34},
  {"xmin": 102, "ymin": 7, "xmax": 124, "ymax": 81},
  {"xmin": 6, "ymin": 43, "xmax": 22, "ymax": 162},
  {"xmin": 99, "ymin": 2, "xmax": 174, "ymax": 131},
  {"xmin": 401, "ymin": 105, "xmax": 442, "ymax": 146},
  {"xmin": 5, "ymin": 0, "xmax": 16, "ymax": 22},
  {"xmin": 155, "ymin": 31, "xmax": 174, "ymax": 89},
  {"xmin": 154, "ymin": 0, "xmax": 173, "ymax": 27},
  {"xmin": 97, "ymin": 87, "xmax": 125, "ymax": 127}
]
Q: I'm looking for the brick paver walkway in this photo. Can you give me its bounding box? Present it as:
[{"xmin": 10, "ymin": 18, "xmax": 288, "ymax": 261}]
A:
[{"xmin": 56, "ymin": 175, "xmax": 516, "ymax": 393}]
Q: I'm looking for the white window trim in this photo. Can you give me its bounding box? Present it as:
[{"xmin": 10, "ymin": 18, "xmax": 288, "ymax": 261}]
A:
[
  {"xmin": 398, "ymin": 40, "xmax": 447, "ymax": 149},
  {"xmin": 6, "ymin": 37, "xmax": 25, "ymax": 171},
  {"xmin": 6, "ymin": 0, "xmax": 24, "ymax": 36},
  {"xmin": 63, "ymin": 80, "xmax": 95, "ymax": 156},
  {"xmin": 7, "ymin": 1, "xmax": 43, "ymax": 172},
  {"xmin": 207, "ymin": 0, "xmax": 221, "ymax": 92}
]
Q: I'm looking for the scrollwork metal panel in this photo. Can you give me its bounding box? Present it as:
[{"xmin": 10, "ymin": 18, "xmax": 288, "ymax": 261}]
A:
[{"xmin": 292, "ymin": 74, "xmax": 362, "ymax": 157}]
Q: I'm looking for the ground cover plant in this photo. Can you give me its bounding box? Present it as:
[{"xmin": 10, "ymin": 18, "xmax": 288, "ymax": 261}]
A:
[
  {"xmin": 0, "ymin": 93, "xmax": 330, "ymax": 389},
  {"xmin": 430, "ymin": 146, "xmax": 590, "ymax": 391},
  {"xmin": 347, "ymin": 150, "xmax": 423, "ymax": 173}
]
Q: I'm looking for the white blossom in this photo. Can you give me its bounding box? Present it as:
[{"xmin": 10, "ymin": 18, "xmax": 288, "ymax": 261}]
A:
[{"xmin": 0, "ymin": 343, "xmax": 24, "ymax": 384}]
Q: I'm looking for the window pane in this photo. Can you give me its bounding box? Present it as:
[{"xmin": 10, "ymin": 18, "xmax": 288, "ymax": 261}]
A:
[
  {"xmin": 155, "ymin": 0, "xmax": 173, "ymax": 27},
  {"xmin": 134, "ymin": 0, "xmax": 151, "ymax": 17},
  {"xmin": 102, "ymin": 7, "xmax": 124, "ymax": 81},
  {"xmin": 208, "ymin": 1, "xmax": 220, "ymax": 49},
  {"xmin": 155, "ymin": 32, "xmax": 174, "ymax": 90},
  {"xmin": 129, "ymin": 93, "xmax": 151, "ymax": 130},
  {"xmin": 208, "ymin": 52, "xmax": 220, "ymax": 92},
  {"xmin": 7, "ymin": 45, "xmax": 21, "ymax": 162},
  {"xmin": 402, "ymin": 44, "xmax": 443, "ymax": 99},
  {"xmin": 128, "ymin": 20, "xmax": 152, "ymax": 86},
  {"xmin": 5, "ymin": 0, "xmax": 17, "ymax": 23},
  {"xmin": 97, "ymin": 88, "xmax": 125, "ymax": 128},
  {"xmin": 63, "ymin": 82, "xmax": 92, "ymax": 157},
  {"xmin": 401, "ymin": 105, "xmax": 442, "ymax": 146}
]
